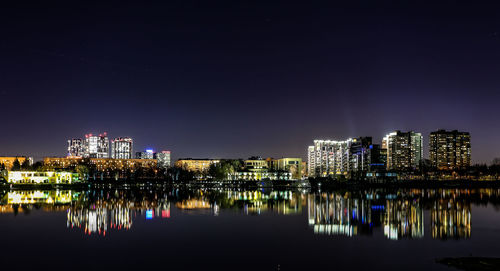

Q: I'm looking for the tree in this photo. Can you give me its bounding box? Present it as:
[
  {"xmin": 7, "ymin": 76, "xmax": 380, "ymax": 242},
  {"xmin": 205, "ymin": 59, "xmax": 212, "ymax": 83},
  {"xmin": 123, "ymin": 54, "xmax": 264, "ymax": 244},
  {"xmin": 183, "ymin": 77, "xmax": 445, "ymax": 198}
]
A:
[
  {"xmin": 21, "ymin": 159, "xmax": 31, "ymax": 171},
  {"xmin": 11, "ymin": 159, "xmax": 21, "ymax": 171},
  {"xmin": 75, "ymin": 165, "xmax": 89, "ymax": 181}
]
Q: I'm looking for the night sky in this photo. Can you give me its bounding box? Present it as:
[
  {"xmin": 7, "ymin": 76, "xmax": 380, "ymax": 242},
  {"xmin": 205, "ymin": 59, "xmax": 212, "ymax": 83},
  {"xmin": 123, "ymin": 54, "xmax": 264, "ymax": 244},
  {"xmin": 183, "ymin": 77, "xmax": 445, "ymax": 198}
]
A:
[{"xmin": 1, "ymin": 1, "xmax": 500, "ymax": 163}]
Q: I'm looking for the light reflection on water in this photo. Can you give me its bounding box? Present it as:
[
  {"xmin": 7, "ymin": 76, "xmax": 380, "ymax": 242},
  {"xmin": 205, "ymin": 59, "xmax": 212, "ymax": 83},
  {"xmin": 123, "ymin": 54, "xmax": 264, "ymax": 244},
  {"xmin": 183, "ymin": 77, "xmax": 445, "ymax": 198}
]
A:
[{"xmin": 0, "ymin": 188, "xmax": 488, "ymax": 240}]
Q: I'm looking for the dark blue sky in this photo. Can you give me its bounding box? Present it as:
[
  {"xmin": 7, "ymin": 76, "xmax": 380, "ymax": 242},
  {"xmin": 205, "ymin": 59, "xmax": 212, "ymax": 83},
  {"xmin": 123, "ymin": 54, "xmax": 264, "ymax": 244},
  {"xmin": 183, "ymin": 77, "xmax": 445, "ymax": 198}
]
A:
[{"xmin": 1, "ymin": 1, "xmax": 500, "ymax": 163}]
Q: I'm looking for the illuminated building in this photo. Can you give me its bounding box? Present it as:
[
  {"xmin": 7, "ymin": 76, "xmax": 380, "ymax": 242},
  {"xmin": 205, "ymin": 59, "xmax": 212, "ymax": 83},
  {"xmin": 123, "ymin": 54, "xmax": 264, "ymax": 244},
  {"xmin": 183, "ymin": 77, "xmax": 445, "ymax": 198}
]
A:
[
  {"xmin": 307, "ymin": 146, "xmax": 315, "ymax": 177},
  {"xmin": 244, "ymin": 156, "xmax": 268, "ymax": 172},
  {"xmin": 7, "ymin": 171, "xmax": 78, "ymax": 184},
  {"xmin": 268, "ymin": 158, "xmax": 303, "ymax": 179},
  {"xmin": 175, "ymin": 159, "xmax": 220, "ymax": 172},
  {"xmin": 67, "ymin": 138, "xmax": 84, "ymax": 157},
  {"xmin": 429, "ymin": 130, "xmax": 471, "ymax": 170},
  {"xmin": 43, "ymin": 157, "xmax": 157, "ymax": 172},
  {"xmin": 233, "ymin": 171, "xmax": 291, "ymax": 181},
  {"xmin": 136, "ymin": 149, "xmax": 154, "ymax": 159},
  {"xmin": 84, "ymin": 133, "xmax": 109, "ymax": 158},
  {"xmin": 0, "ymin": 156, "xmax": 32, "ymax": 169},
  {"xmin": 383, "ymin": 131, "xmax": 423, "ymax": 171},
  {"xmin": 111, "ymin": 137, "xmax": 133, "ymax": 159},
  {"xmin": 155, "ymin": 150, "xmax": 171, "ymax": 168},
  {"xmin": 307, "ymin": 139, "xmax": 353, "ymax": 177},
  {"xmin": 349, "ymin": 137, "xmax": 373, "ymax": 173},
  {"xmin": 43, "ymin": 157, "xmax": 82, "ymax": 168}
]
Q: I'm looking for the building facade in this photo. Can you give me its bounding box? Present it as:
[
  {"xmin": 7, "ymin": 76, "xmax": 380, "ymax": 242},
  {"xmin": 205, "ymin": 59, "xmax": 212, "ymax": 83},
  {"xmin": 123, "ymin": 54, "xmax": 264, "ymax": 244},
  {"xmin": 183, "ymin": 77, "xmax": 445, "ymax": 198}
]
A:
[
  {"xmin": 84, "ymin": 133, "xmax": 109, "ymax": 158},
  {"xmin": 67, "ymin": 139, "xmax": 84, "ymax": 157},
  {"xmin": 429, "ymin": 130, "xmax": 471, "ymax": 170},
  {"xmin": 307, "ymin": 139, "xmax": 353, "ymax": 178},
  {"xmin": 383, "ymin": 131, "xmax": 423, "ymax": 171},
  {"xmin": 0, "ymin": 157, "xmax": 32, "ymax": 170},
  {"xmin": 175, "ymin": 159, "xmax": 220, "ymax": 172},
  {"xmin": 136, "ymin": 149, "xmax": 154, "ymax": 159},
  {"xmin": 155, "ymin": 151, "xmax": 171, "ymax": 168},
  {"xmin": 269, "ymin": 158, "xmax": 303, "ymax": 179},
  {"xmin": 111, "ymin": 137, "xmax": 133, "ymax": 159}
]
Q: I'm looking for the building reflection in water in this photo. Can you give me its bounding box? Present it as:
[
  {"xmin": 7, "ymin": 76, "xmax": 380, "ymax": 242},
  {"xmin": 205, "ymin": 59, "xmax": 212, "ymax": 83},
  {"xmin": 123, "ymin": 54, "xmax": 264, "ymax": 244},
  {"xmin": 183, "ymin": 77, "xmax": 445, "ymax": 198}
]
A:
[
  {"xmin": 0, "ymin": 188, "xmax": 493, "ymax": 240},
  {"xmin": 431, "ymin": 199, "xmax": 471, "ymax": 239},
  {"xmin": 307, "ymin": 189, "xmax": 478, "ymax": 240}
]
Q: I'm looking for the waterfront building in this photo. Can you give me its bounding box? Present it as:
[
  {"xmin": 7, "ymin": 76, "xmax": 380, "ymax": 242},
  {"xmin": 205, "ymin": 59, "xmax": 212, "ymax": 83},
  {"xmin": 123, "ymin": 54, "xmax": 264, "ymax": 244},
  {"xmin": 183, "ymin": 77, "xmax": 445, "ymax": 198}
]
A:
[
  {"xmin": 155, "ymin": 151, "xmax": 171, "ymax": 168},
  {"xmin": 136, "ymin": 149, "xmax": 154, "ymax": 159},
  {"xmin": 0, "ymin": 156, "xmax": 32, "ymax": 170},
  {"xmin": 307, "ymin": 139, "xmax": 353, "ymax": 178},
  {"xmin": 232, "ymin": 171, "xmax": 291, "ymax": 181},
  {"xmin": 43, "ymin": 157, "xmax": 158, "ymax": 172},
  {"xmin": 350, "ymin": 137, "xmax": 373, "ymax": 173},
  {"xmin": 84, "ymin": 133, "xmax": 109, "ymax": 158},
  {"xmin": 429, "ymin": 130, "xmax": 471, "ymax": 170},
  {"xmin": 383, "ymin": 131, "xmax": 423, "ymax": 171},
  {"xmin": 67, "ymin": 139, "xmax": 84, "ymax": 157},
  {"xmin": 244, "ymin": 156, "xmax": 268, "ymax": 172},
  {"xmin": 111, "ymin": 137, "xmax": 133, "ymax": 159},
  {"xmin": 7, "ymin": 171, "xmax": 78, "ymax": 184},
  {"xmin": 268, "ymin": 158, "xmax": 303, "ymax": 179},
  {"xmin": 175, "ymin": 159, "xmax": 220, "ymax": 172}
]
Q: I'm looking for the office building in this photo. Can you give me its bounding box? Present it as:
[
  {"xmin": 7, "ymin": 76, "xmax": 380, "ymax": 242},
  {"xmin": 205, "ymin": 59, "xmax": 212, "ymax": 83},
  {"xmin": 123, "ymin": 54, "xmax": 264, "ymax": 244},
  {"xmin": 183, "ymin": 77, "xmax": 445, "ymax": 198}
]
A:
[
  {"xmin": 136, "ymin": 149, "xmax": 154, "ymax": 159},
  {"xmin": 429, "ymin": 130, "xmax": 471, "ymax": 170},
  {"xmin": 383, "ymin": 131, "xmax": 423, "ymax": 171},
  {"xmin": 67, "ymin": 139, "xmax": 84, "ymax": 157},
  {"xmin": 111, "ymin": 137, "xmax": 133, "ymax": 159},
  {"xmin": 155, "ymin": 151, "xmax": 171, "ymax": 168},
  {"xmin": 350, "ymin": 137, "xmax": 373, "ymax": 173},
  {"xmin": 84, "ymin": 133, "xmax": 109, "ymax": 158}
]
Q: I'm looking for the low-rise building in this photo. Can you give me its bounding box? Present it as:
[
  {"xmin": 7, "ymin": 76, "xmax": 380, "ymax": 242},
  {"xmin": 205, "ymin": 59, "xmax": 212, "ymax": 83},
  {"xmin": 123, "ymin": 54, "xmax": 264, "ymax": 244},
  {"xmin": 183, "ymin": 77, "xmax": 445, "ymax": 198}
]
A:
[
  {"xmin": 7, "ymin": 171, "xmax": 79, "ymax": 184},
  {"xmin": 0, "ymin": 156, "xmax": 33, "ymax": 169},
  {"xmin": 175, "ymin": 159, "xmax": 220, "ymax": 172}
]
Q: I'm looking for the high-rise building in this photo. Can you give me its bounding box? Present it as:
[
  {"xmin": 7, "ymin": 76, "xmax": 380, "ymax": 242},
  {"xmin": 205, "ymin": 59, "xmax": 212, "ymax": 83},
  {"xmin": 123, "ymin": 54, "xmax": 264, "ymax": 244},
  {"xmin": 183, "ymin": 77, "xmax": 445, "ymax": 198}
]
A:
[
  {"xmin": 136, "ymin": 149, "xmax": 154, "ymax": 159},
  {"xmin": 111, "ymin": 137, "xmax": 133, "ymax": 159},
  {"xmin": 383, "ymin": 131, "xmax": 423, "ymax": 171},
  {"xmin": 307, "ymin": 139, "xmax": 352, "ymax": 178},
  {"xmin": 67, "ymin": 139, "xmax": 84, "ymax": 157},
  {"xmin": 350, "ymin": 137, "xmax": 373, "ymax": 173},
  {"xmin": 155, "ymin": 151, "xmax": 171, "ymax": 168},
  {"xmin": 429, "ymin": 130, "xmax": 471, "ymax": 170},
  {"xmin": 84, "ymin": 133, "xmax": 109, "ymax": 158}
]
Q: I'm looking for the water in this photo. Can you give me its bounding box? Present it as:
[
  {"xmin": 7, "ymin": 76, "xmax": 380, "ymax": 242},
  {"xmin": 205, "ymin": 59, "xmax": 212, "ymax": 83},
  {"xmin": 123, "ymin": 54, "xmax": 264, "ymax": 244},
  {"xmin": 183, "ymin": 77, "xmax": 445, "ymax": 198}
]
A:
[{"xmin": 1, "ymin": 187, "xmax": 500, "ymax": 270}]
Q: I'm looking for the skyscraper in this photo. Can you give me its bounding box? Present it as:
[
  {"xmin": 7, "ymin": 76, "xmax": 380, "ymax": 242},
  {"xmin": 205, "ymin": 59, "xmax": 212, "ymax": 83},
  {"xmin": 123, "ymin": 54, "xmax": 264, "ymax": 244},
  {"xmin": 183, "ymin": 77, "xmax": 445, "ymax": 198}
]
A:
[
  {"xmin": 84, "ymin": 133, "xmax": 109, "ymax": 158},
  {"xmin": 111, "ymin": 137, "xmax": 133, "ymax": 159},
  {"xmin": 350, "ymin": 137, "xmax": 373, "ymax": 173},
  {"xmin": 67, "ymin": 138, "xmax": 84, "ymax": 157},
  {"xmin": 383, "ymin": 131, "xmax": 423, "ymax": 171},
  {"xmin": 429, "ymin": 130, "xmax": 471, "ymax": 170}
]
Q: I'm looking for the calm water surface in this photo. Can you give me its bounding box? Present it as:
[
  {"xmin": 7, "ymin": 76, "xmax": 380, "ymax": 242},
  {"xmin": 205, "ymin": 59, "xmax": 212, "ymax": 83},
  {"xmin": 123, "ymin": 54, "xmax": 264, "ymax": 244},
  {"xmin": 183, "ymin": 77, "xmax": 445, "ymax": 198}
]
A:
[{"xmin": 1, "ymin": 187, "xmax": 500, "ymax": 270}]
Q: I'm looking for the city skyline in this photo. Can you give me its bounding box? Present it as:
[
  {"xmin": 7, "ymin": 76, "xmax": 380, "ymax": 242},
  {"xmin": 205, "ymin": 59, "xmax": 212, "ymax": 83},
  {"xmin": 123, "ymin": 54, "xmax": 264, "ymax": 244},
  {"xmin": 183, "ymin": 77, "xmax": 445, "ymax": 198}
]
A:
[
  {"xmin": 0, "ymin": 128, "xmax": 484, "ymax": 164},
  {"xmin": 2, "ymin": 2, "xmax": 500, "ymax": 164}
]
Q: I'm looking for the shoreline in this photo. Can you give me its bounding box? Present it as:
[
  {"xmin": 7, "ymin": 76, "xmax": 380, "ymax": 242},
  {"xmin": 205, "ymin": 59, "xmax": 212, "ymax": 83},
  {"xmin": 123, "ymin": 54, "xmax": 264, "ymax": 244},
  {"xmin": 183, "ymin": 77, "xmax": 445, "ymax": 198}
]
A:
[{"xmin": 4, "ymin": 179, "xmax": 500, "ymax": 190}]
